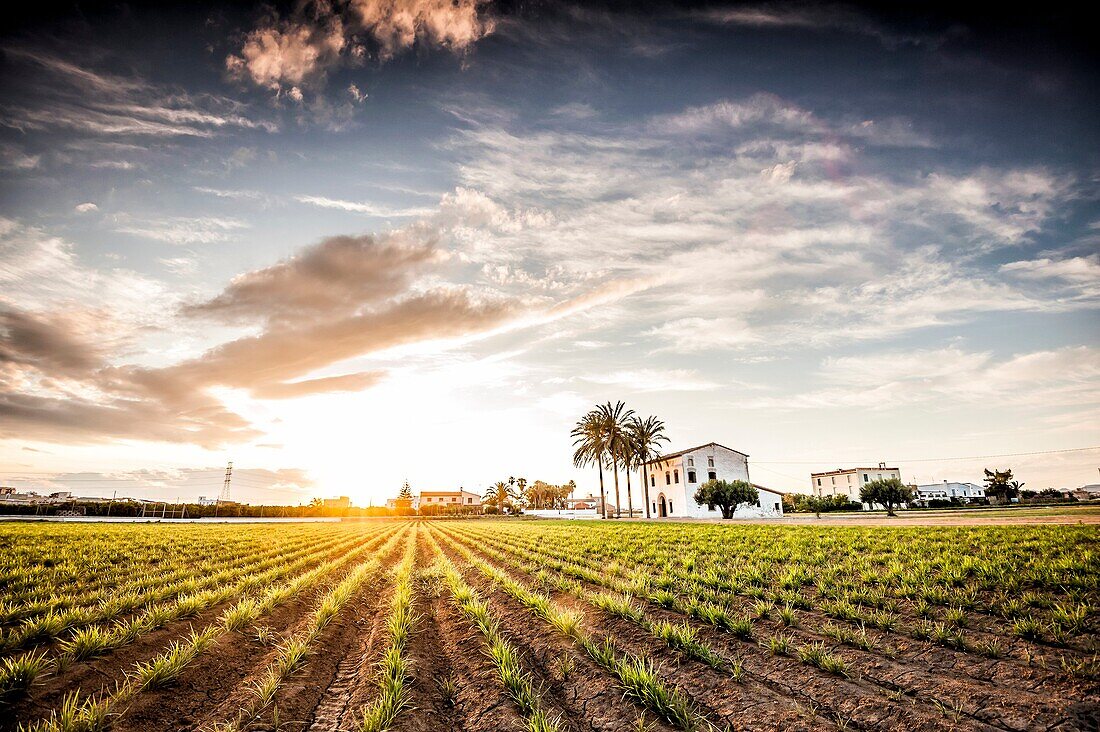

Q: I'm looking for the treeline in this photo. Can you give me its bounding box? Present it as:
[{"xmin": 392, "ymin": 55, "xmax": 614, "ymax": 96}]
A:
[
  {"xmin": 0, "ymin": 501, "xmax": 396, "ymax": 519},
  {"xmin": 482, "ymin": 478, "xmax": 577, "ymax": 513}
]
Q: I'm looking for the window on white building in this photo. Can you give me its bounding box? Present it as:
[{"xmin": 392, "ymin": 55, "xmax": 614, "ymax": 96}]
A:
[
  {"xmin": 687, "ymin": 457, "xmax": 694, "ymax": 467},
  {"xmin": 707, "ymin": 457, "xmax": 714, "ymax": 468},
  {"xmin": 665, "ymin": 472, "xmax": 671, "ymax": 485},
  {"xmin": 687, "ymin": 471, "xmax": 696, "ymax": 483},
  {"xmin": 651, "ymin": 475, "xmax": 655, "ymax": 487},
  {"xmin": 708, "ymin": 471, "xmax": 716, "ymax": 480},
  {"xmin": 674, "ymin": 470, "xmax": 679, "ymax": 484}
]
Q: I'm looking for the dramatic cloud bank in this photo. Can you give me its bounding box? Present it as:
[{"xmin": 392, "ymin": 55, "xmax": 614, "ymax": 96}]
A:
[
  {"xmin": 0, "ymin": 208, "xmax": 636, "ymax": 448},
  {"xmin": 227, "ymin": 0, "xmax": 496, "ymax": 94}
]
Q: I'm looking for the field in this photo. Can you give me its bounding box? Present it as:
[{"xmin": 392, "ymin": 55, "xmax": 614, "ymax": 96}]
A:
[{"xmin": 0, "ymin": 520, "xmax": 1097, "ymax": 732}]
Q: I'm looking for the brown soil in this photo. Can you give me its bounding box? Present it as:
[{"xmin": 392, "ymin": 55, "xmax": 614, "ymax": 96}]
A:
[
  {"xmin": 436, "ymin": 525, "xmax": 1100, "ymax": 732},
  {"xmin": 429, "ymin": 526, "xmax": 680, "ymax": 732},
  {"xmin": 10, "ymin": 524, "xmax": 1098, "ymax": 732}
]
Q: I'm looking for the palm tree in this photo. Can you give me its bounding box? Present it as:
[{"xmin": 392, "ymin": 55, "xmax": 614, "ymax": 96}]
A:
[
  {"xmin": 596, "ymin": 401, "xmax": 634, "ymax": 519},
  {"xmin": 628, "ymin": 415, "xmax": 669, "ymax": 519},
  {"xmin": 571, "ymin": 410, "xmax": 609, "ymax": 518},
  {"xmin": 484, "ymin": 481, "xmax": 511, "ymax": 514}
]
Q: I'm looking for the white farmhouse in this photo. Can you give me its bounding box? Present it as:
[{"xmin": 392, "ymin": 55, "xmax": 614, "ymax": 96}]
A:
[
  {"xmin": 640, "ymin": 442, "xmax": 784, "ymax": 518},
  {"xmin": 914, "ymin": 481, "xmax": 985, "ymax": 504},
  {"xmin": 419, "ymin": 490, "xmax": 483, "ymax": 513},
  {"xmin": 810, "ymin": 464, "xmax": 901, "ymax": 502}
]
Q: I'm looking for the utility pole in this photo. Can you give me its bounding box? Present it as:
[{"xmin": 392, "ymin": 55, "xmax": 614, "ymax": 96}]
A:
[{"xmin": 215, "ymin": 461, "xmax": 232, "ymax": 518}]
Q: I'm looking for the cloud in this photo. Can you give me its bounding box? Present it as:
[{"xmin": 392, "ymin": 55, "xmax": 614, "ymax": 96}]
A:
[
  {"xmin": 582, "ymin": 369, "xmax": 719, "ymax": 392},
  {"xmin": 114, "ymin": 216, "xmax": 249, "ymax": 245},
  {"xmin": 294, "ymin": 194, "xmax": 434, "ymax": 217},
  {"xmin": 227, "ymin": 0, "xmax": 495, "ymax": 94},
  {"xmin": 1, "ymin": 47, "xmax": 276, "ymax": 140},
  {"xmin": 349, "ymin": 0, "xmax": 496, "ymax": 60},
  {"xmin": 0, "ymin": 306, "xmax": 106, "ymax": 375},
  {"xmin": 438, "ymin": 97, "xmax": 1083, "ymax": 362},
  {"xmin": 250, "ymin": 370, "xmax": 386, "ymax": 399},
  {"xmin": 74, "ymin": 202, "xmax": 98, "ymax": 214},
  {"xmin": 697, "ymin": 4, "xmax": 946, "ymax": 49},
  {"xmin": 226, "ymin": 12, "xmax": 347, "ymax": 91},
  {"xmin": 0, "ymin": 212, "xmax": 640, "ymax": 448},
  {"xmin": 0, "ymin": 143, "xmax": 40, "ymax": 171},
  {"xmin": 1001, "ymin": 254, "xmax": 1100, "ymax": 284},
  {"xmin": 184, "ymin": 230, "xmax": 445, "ymax": 324},
  {"xmin": 741, "ymin": 346, "xmax": 1100, "ymax": 412}
]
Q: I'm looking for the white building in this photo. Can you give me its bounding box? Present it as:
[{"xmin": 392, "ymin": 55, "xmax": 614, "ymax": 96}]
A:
[
  {"xmin": 810, "ymin": 464, "xmax": 901, "ymax": 502},
  {"xmin": 418, "ymin": 490, "xmax": 482, "ymax": 513},
  {"xmin": 641, "ymin": 442, "xmax": 784, "ymax": 518},
  {"xmin": 914, "ymin": 481, "xmax": 985, "ymax": 504},
  {"xmin": 384, "ymin": 495, "xmax": 420, "ymax": 511}
]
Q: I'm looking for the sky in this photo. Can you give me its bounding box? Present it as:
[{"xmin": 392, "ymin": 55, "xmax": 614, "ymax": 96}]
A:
[{"xmin": 1, "ymin": 1, "xmax": 1098, "ymax": 505}]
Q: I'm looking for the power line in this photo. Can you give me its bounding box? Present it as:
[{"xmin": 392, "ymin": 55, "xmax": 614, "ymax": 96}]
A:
[{"xmin": 752, "ymin": 445, "xmax": 1100, "ymax": 465}]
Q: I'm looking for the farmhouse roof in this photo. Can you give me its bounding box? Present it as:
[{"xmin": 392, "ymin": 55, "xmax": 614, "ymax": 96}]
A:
[
  {"xmin": 752, "ymin": 483, "xmax": 789, "ymax": 496},
  {"xmin": 810, "ymin": 467, "xmax": 899, "ymax": 477},
  {"xmin": 642, "ymin": 442, "xmax": 749, "ymax": 464}
]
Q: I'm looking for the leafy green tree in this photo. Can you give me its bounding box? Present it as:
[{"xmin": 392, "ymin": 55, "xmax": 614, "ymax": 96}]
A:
[
  {"xmin": 859, "ymin": 478, "xmax": 914, "ymax": 516},
  {"xmin": 394, "ymin": 481, "xmax": 414, "ymax": 516},
  {"xmin": 983, "ymin": 468, "xmax": 1019, "ymax": 504},
  {"xmin": 694, "ymin": 479, "xmax": 759, "ymax": 519}
]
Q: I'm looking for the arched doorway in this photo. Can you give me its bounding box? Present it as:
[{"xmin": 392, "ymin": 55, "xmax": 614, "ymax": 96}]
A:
[{"xmin": 657, "ymin": 493, "xmax": 667, "ymax": 518}]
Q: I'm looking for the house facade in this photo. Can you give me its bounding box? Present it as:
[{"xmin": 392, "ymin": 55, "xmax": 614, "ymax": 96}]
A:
[
  {"xmin": 641, "ymin": 442, "xmax": 784, "ymax": 518},
  {"xmin": 810, "ymin": 464, "xmax": 901, "ymax": 502},
  {"xmin": 914, "ymin": 481, "xmax": 986, "ymax": 504},
  {"xmin": 418, "ymin": 490, "xmax": 482, "ymax": 513}
]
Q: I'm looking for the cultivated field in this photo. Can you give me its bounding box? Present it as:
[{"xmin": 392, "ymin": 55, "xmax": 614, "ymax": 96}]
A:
[{"xmin": 0, "ymin": 520, "xmax": 1097, "ymax": 732}]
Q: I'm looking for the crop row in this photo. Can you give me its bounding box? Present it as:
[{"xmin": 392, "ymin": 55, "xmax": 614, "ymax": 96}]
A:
[
  {"xmin": 0, "ymin": 527, "xmax": 365, "ymax": 658},
  {"xmin": 435, "ymin": 521, "xmax": 1098, "ymax": 729},
  {"xmin": 0, "ymin": 525, "xmax": 348, "ymax": 611},
  {"xmin": 11, "ymin": 525, "xmax": 404, "ymax": 732}
]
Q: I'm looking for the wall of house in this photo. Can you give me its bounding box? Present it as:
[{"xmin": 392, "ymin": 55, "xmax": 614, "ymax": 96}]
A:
[
  {"xmin": 811, "ymin": 468, "xmax": 902, "ymax": 500},
  {"xmin": 643, "ymin": 445, "xmax": 756, "ymax": 519},
  {"xmin": 525, "ymin": 508, "xmax": 602, "ymax": 520}
]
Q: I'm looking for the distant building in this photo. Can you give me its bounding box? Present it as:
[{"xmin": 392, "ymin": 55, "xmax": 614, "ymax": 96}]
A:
[
  {"xmin": 641, "ymin": 442, "xmax": 784, "ymax": 518},
  {"xmin": 914, "ymin": 481, "xmax": 986, "ymax": 504},
  {"xmin": 0, "ymin": 489, "xmax": 41, "ymax": 505},
  {"xmin": 1064, "ymin": 484, "xmax": 1100, "ymax": 501},
  {"xmin": 567, "ymin": 492, "xmax": 615, "ymax": 515},
  {"xmin": 197, "ymin": 496, "xmax": 218, "ymax": 506},
  {"xmin": 810, "ymin": 464, "xmax": 902, "ymax": 502},
  {"xmin": 385, "ymin": 495, "xmax": 421, "ymax": 511},
  {"xmin": 322, "ymin": 496, "xmax": 351, "ymax": 509},
  {"xmin": 419, "ymin": 490, "xmax": 482, "ymax": 513}
]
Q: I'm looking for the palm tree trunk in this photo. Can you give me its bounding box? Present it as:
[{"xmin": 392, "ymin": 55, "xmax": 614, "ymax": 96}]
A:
[
  {"xmin": 626, "ymin": 469, "xmax": 633, "ymax": 519},
  {"xmin": 643, "ymin": 464, "xmax": 651, "ymax": 519},
  {"xmin": 612, "ymin": 458, "xmax": 622, "ymax": 519},
  {"xmin": 598, "ymin": 460, "xmax": 607, "ymax": 519}
]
